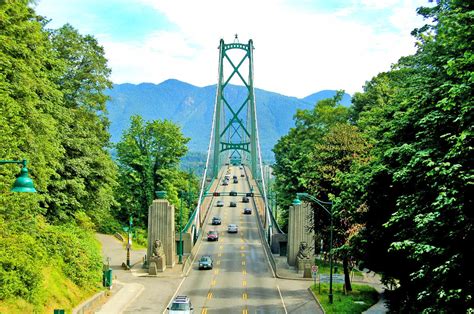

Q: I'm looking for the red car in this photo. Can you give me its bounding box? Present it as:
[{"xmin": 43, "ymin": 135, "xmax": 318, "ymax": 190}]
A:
[{"xmin": 207, "ymin": 230, "xmax": 219, "ymax": 241}]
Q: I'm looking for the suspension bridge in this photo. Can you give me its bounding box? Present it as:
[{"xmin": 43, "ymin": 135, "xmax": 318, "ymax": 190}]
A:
[{"xmin": 169, "ymin": 38, "xmax": 289, "ymax": 313}]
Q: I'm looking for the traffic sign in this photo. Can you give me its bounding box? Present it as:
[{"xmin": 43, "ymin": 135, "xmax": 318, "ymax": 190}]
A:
[{"xmin": 311, "ymin": 265, "xmax": 318, "ymax": 273}]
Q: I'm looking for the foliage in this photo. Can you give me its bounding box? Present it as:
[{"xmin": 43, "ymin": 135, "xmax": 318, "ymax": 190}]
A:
[
  {"xmin": 311, "ymin": 283, "xmax": 379, "ymax": 314},
  {"xmin": 0, "ymin": 1, "xmax": 118, "ymax": 311},
  {"xmin": 273, "ymin": 91, "xmax": 370, "ymax": 291},
  {"xmin": 334, "ymin": 0, "xmax": 473, "ymax": 312},
  {"xmin": 115, "ymin": 115, "xmax": 197, "ymax": 228}
]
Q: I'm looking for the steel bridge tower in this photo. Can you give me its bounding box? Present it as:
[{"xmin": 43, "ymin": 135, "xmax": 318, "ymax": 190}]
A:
[{"xmin": 212, "ymin": 38, "xmax": 258, "ymax": 178}]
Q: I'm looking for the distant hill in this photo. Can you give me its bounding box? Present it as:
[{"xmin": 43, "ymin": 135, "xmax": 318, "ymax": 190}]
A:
[{"xmin": 106, "ymin": 79, "xmax": 351, "ymax": 160}]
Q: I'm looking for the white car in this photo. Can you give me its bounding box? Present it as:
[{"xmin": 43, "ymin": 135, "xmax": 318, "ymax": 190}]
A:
[
  {"xmin": 168, "ymin": 295, "xmax": 193, "ymax": 313},
  {"xmin": 227, "ymin": 224, "xmax": 238, "ymax": 233}
]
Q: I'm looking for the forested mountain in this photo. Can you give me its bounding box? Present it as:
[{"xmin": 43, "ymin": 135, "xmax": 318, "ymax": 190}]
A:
[{"xmin": 106, "ymin": 80, "xmax": 351, "ymax": 159}]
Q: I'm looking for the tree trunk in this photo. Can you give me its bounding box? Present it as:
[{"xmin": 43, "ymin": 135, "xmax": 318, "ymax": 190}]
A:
[{"xmin": 343, "ymin": 255, "xmax": 352, "ymax": 292}]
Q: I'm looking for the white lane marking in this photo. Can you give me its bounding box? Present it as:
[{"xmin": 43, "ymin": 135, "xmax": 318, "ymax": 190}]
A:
[
  {"xmin": 162, "ymin": 276, "xmax": 186, "ymax": 314},
  {"xmin": 277, "ymin": 284, "xmax": 288, "ymax": 314}
]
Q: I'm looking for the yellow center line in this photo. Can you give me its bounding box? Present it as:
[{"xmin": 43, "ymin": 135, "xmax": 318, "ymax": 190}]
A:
[
  {"xmin": 242, "ymin": 280, "xmax": 247, "ymax": 286},
  {"xmin": 219, "ymin": 245, "xmax": 223, "ymax": 249},
  {"xmin": 211, "ymin": 280, "xmax": 216, "ymax": 286},
  {"xmin": 241, "ymin": 253, "xmax": 245, "ymax": 257},
  {"xmin": 207, "ymin": 292, "xmax": 213, "ymax": 300},
  {"xmin": 242, "ymin": 308, "xmax": 248, "ymax": 314},
  {"xmin": 242, "ymin": 269, "xmax": 247, "ymax": 275},
  {"xmin": 242, "ymin": 261, "xmax": 246, "ymax": 266},
  {"xmin": 217, "ymin": 260, "xmax": 221, "ymax": 265},
  {"xmin": 214, "ymin": 269, "xmax": 219, "ymax": 275},
  {"xmin": 242, "ymin": 292, "xmax": 248, "ymax": 300},
  {"xmin": 201, "ymin": 308, "xmax": 207, "ymax": 314},
  {"xmin": 240, "ymin": 246, "xmax": 245, "ymax": 250},
  {"xmin": 218, "ymin": 253, "xmax": 222, "ymax": 257}
]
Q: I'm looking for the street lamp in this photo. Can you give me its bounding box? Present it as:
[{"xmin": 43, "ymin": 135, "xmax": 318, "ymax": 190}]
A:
[
  {"xmin": 293, "ymin": 192, "xmax": 334, "ymax": 304},
  {"xmin": 0, "ymin": 159, "xmax": 36, "ymax": 192}
]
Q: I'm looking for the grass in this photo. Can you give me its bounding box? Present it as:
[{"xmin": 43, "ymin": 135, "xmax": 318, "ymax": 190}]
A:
[
  {"xmin": 314, "ymin": 258, "xmax": 363, "ymax": 277},
  {"xmin": 0, "ymin": 266, "xmax": 100, "ymax": 314},
  {"xmin": 311, "ymin": 282, "xmax": 379, "ymax": 314}
]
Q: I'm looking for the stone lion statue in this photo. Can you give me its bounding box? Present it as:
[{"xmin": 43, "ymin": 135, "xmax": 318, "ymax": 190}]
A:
[
  {"xmin": 152, "ymin": 239, "xmax": 164, "ymax": 257},
  {"xmin": 296, "ymin": 241, "xmax": 311, "ymax": 259}
]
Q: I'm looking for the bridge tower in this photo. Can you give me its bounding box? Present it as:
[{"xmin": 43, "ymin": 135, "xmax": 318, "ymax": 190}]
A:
[{"xmin": 211, "ymin": 37, "xmax": 258, "ymax": 178}]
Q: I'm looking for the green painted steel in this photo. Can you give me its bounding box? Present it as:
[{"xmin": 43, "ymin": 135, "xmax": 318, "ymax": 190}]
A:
[{"xmin": 212, "ymin": 38, "xmax": 258, "ymax": 177}]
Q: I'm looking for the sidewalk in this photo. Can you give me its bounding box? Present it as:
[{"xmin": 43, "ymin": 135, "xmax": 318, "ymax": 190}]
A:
[
  {"xmin": 273, "ymin": 254, "xmax": 388, "ymax": 313},
  {"xmin": 75, "ymin": 234, "xmax": 183, "ymax": 314}
]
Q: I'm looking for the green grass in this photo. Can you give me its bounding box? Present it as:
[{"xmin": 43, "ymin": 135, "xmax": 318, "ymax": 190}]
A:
[
  {"xmin": 311, "ymin": 283, "xmax": 379, "ymax": 314},
  {"xmin": 314, "ymin": 258, "xmax": 363, "ymax": 277}
]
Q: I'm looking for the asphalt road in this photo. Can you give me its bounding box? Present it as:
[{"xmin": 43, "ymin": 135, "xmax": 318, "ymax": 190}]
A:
[{"xmin": 171, "ymin": 166, "xmax": 286, "ymax": 314}]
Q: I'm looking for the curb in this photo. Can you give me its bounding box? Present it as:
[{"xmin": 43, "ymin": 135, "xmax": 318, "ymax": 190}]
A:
[
  {"xmin": 307, "ymin": 287, "xmax": 326, "ymax": 314},
  {"xmin": 73, "ymin": 284, "xmax": 122, "ymax": 314}
]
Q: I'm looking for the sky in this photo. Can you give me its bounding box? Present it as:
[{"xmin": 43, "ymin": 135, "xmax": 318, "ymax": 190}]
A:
[{"xmin": 34, "ymin": 0, "xmax": 433, "ymax": 98}]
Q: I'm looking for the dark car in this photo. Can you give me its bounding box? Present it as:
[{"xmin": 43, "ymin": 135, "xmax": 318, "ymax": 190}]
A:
[
  {"xmin": 233, "ymin": 178, "xmax": 238, "ymax": 183},
  {"xmin": 211, "ymin": 216, "xmax": 221, "ymax": 225},
  {"xmin": 207, "ymin": 230, "xmax": 219, "ymax": 241},
  {"xmin": 243, "ymin": 207, "xmax": 252, "ymax": 215},
  {"xmin": 240, "ymin": 173, "xmax": 245, "ymax": 177},
  {"xmin": 216, "ymin": 200, "xmax": 224, "ymax": 207},
  {"xmin": 242, "ymin": 196, "xmax": 249, "ymax": 203},
  {"xmin": 198, "ymin": 256, "xmax": 213, "ymax": 270},
  {"xmin": 229, "ymin": 191, "xmax": 237, "ymax": 196},
  {"xmin": 229, "ymin": 201, "xmax": 237, "ymax": 207}
]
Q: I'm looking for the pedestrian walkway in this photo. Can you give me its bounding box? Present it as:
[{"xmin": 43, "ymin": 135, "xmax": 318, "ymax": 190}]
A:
[
  {"xmin": 96, "ymin": 281, "xmax": 144, "ymax": 314},
  {"xmin": 273, "ymin": 254, "xmax": 388, "ymax": 313}
]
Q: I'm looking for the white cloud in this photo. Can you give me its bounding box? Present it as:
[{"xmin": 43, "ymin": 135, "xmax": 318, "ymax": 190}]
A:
[{"xmin": 37, "ymin": 0, "xmax": 434, "ymax": 97}]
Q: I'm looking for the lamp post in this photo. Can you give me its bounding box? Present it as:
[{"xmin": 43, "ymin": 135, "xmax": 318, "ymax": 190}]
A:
[
  {"xmin": 293, "ymin": 192, "xmax": 334, "ymax": 304},
  {"xmin": 0, "ymin": 159, "xmax": 36, "ymax": 192},
  {"xmin": 178, "ymin": 196, "xmax": 183, "ymax": 264},
  {"xmin": 126, "ymin": 216, "xmax": 133, "ymax": 268}
]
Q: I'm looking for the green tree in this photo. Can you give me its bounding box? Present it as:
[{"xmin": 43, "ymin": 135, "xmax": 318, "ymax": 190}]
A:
[
  {"xmin": 339, "ymin": 1, "xmax": 473, "ymax": 311},
  {"xmin": 115, "ymin": 115, "xmax": 190, "ymax": 227},
  {"xmin": 44, "ymin": 24, "xmax": 118, "ymax": 228}
]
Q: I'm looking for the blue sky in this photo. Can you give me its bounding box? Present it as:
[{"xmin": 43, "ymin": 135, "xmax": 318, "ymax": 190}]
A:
[{"xmin": 35, "ymin": 0, "xmax": 433, "ymax": 97}]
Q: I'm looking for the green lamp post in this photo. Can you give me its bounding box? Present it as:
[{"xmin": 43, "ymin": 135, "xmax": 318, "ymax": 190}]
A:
[
  {"xmin": 0, "ymin": 159, "xmax": 36, "ymax": 192},
  {"xmin": 293, "ymin": 192, "xmax": 334, "ymax": 304}
]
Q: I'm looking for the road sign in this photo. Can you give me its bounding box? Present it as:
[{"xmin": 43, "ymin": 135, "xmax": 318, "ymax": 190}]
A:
[{"xmin": 311, "ymin": 265, "xmax": 318, "ymax": 273}]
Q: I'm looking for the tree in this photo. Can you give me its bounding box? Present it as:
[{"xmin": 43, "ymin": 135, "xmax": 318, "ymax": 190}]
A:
[
  {"xmin": 339, "ymin": 1, "xmax": 473, "ymax": 311},
  {"xmin": 115, "ymin": 115, "xmax": 190, "ymax": 227},
  {"xmin": 273, "ymin": 91, "xmax": 349, "ymax": 231},
  {"xmin": 44, "ymin": 24, "xmax": 118, "ymax": 228}
]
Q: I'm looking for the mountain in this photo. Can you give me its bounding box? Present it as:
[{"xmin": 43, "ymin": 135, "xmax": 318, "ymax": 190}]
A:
[{"xmin": 105, "ymin": 79, "xmax": 351, "ymax": 160}]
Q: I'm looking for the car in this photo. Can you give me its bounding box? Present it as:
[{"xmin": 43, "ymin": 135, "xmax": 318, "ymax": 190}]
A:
[
  {"xmin": 207, "ymin": 230, "xmax": 219, "ymax": 241},
  {"xmin": 227, "ymin": 224, "xmax": 238, "ymax": 233},
  {"xmin": 233, "ymin": 178, "xmax": 238, "ymax": 183},
  {"xmin": 211, "ymin": 216, "xmax": 221, "ymax": 225},
  {"xmin": 243, "ymin": 207, "xmax": 252, "ymax": 215},
  {"xmin": 229, "ymin": 191, "xmax": 237, "ymax": 196},
  {"xmin": 216, "ymin": 200, "xmax": 224, "ymax": 207},
  {"xmin": 240, "ymin": 173, "xmax": 245, "ymax": 177},
  {"xmin": 229, "ymin": 201, "xmax": 237, "ymax": 207},
  {"xmin": 239, "ymin": 166, "xmax": 243, "ymax": 169},
  {"xmin": 198, "ymin": 256, "xmax": 213, "ymax": 270},
  {"xmin": 222, "ymin": 181, "xmax": 229, "ymax": 186},
  {"xmin": 167, "ymin": 295, "xmax": 193, "ymax": 313},
  {"xmin": 242, "ymin": 196, "xmax": 249, "ymax": 203},
  {"xmin": 233, "ymin": 175, "xmax": 238, "ymax": 179}
]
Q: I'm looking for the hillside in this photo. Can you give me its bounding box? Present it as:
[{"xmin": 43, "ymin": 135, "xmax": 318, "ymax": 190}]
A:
[{"xmin": 106, "ymin": 79, "xmax": 351, "ymax": 159}]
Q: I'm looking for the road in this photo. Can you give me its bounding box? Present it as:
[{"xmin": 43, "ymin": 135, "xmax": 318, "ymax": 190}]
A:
[{"xmin": 170, "ymin": 165, "xmax": 286, "ymax": 313}]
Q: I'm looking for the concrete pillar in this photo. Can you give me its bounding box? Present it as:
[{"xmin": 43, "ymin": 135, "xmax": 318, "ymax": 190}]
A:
[
  {"xmin": 147, "ymin": 199, "xmax": 176, "ymax": 268},
  {"xmin": 287, "ymin": 202, "xmax": 314, "ymax": 266}
]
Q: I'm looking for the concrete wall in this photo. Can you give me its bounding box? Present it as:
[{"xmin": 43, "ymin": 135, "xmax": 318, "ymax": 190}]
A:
[
  {"xmin": 147, "ymin": 199, "xmax": 176, "ymax": 268},
  {"xmin": 287, "ymin": 202, "xmax": 314, "ymax": 266}
]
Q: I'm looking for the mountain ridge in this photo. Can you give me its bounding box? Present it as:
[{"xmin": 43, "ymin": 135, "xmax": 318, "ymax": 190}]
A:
[{"xmin": 105, "ymin": 79, "xmax": 351, "ymax": 159}]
